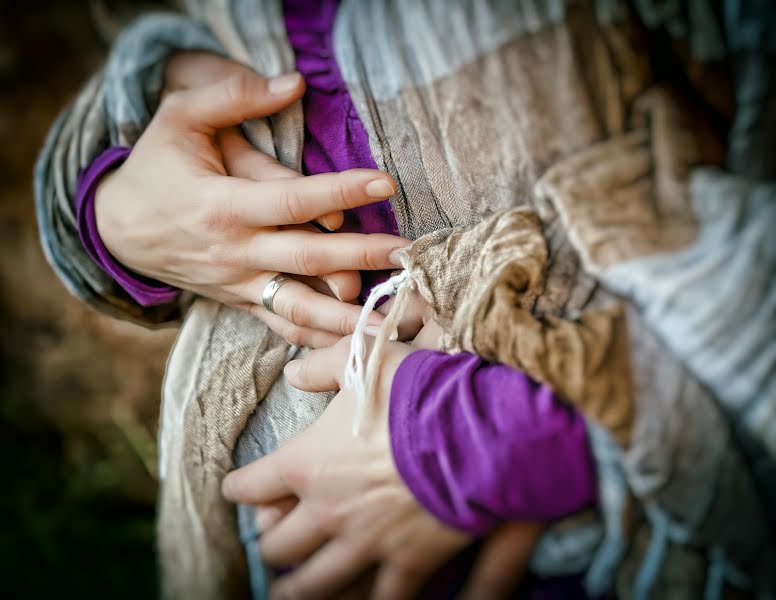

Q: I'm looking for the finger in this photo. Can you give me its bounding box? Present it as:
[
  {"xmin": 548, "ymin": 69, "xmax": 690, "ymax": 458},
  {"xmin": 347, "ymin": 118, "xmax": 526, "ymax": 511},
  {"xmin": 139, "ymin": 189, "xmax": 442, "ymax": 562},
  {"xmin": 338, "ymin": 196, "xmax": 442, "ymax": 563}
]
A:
[
  {"xmin": 412, "ymin": 319, "xmax": 445, "ymax": 350},
  {"xmin": 222, "ymin": 449, "xmax": 294, "ymax": 505},
  {"xmin": 165, "ymin": 70, "xmax": 305, "ymax": 131},
  {"xmin": 241, "ymin": 303, "xmax": 342, "ymax": 349},
  {"xmin": 217, "ymin": 168, "xmax": 396, "ymax": 227},
  {"xmin": 296, "ymin": 270, "xmax": 361, "ymax": 303},
  {"xmin": 219, "ymin": 130, "xmax": 345, "ymax": 231},
  {"xmin": 459, "ymin": 522, "xmax": 544, "ymax": 600},
  {"xmin": 283, "ymin": 339, "xmax": 351, "ymax": 392},
  {"xmin": 321, "ymin": 271, "xmax": 361, "ymax": 303},
  {"xmin": 219, "ymin": 127, "xmax": 300, "ymax": 182},
  {"xmin": 294, "ymin": 275, "xmax": 337, "ymax": 298},
  {"xmin": 271, "ymin": 538, "xmax": 373, "ymax": 600},
  {"xmin": 247, "ymin": 230, "xmax": 407, "ymax": 275},
  {"xmin": 240, "ymin": 274, "xmax": 383, "ymax": 336},
  {"xmin": 165, "ymin": 51, "xmax": 251, "ymax": 92},
  {"xmin": 378, "ymin": 290, "xmax": 432, "ymax": 341},
  {"xmin": 256, "ymin": 497, "xmax": 298, "ymax": 532},
  {"xmin": 260, "ymin": 504, "xmax": 329, "ymax": 566}
]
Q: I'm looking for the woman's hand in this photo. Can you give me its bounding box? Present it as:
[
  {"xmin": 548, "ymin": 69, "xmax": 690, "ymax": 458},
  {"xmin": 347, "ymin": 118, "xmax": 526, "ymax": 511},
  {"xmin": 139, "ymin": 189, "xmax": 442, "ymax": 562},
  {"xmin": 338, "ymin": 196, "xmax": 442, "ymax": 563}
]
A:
[
  {"xmin": 95, "ymin": 54, "xmax": 408, "ymax": 347},
  {"xmin": 222, "ymin": 328, "xmax": 543, "ymax": 599}
]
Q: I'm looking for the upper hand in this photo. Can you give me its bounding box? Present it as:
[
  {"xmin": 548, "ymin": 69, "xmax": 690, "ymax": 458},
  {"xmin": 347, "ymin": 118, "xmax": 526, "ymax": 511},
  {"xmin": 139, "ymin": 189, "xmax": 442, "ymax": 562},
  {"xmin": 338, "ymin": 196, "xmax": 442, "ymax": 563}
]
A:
[{"xmin": 95, "ymin": 52, "xmax": 408, "ymax": 347}]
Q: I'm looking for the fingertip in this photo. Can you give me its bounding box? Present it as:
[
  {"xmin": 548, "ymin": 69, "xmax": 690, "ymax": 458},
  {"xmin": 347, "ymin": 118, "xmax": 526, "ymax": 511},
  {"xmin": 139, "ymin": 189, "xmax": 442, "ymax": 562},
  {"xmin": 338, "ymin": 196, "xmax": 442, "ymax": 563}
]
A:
[
  {"xmin": 221, "ymin": 472, "xmax": 237, "ymax": 501},
  {"xmin": 322, "ymin": 271, "xmax": 361, "ymax": 303},
  {"xmin": 284, "ymin": 360, "xmax": 301, "ymax": 382},
  {"xmin": 268, "ymin": 71, "xmax": 304, "ymax": 95},
  {"xmin": 318, "ymin": 210, "xmax": 344, "ymax": 231},
  {"xmin": 365, "ymin": 178, "xmax": 396, "ymax": 199}
]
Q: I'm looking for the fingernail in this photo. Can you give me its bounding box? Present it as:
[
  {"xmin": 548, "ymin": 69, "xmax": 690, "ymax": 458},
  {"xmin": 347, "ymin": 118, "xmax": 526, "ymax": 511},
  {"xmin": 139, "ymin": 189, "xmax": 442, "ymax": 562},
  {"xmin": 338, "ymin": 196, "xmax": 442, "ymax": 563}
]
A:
[
  {"xmin": 322, "ymin": 277, "xmax": 343, "ymax": 301},
  {"xmin": 365, "ymin": 178, "xmax": 394, "ymax": 198},
  {"xmin": 365, "ymin": 325, "xmax": 381, "ymax": 336},
  {"xmin": 319, "ymin": 214, "xmax": 337, "ymax": 231},
  {"xmin": 284, "ymin": 361, "xmax": 300, "ymax": 380},
  {"xmin": 269, "ymin": 72, "xmax": 302, "ymax": 95},
  {"xmin": 389, "ymin": 248, "xmax": 405, "ymax": 267}
]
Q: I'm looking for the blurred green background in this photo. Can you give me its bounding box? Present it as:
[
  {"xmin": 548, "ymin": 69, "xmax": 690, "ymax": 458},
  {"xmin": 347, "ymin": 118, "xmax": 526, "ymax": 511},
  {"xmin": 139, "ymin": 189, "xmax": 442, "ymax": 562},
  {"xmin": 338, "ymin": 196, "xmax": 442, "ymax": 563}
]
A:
[{"xmin": 0, "ymin": 1, "xmax": 177, "ymax": 596}]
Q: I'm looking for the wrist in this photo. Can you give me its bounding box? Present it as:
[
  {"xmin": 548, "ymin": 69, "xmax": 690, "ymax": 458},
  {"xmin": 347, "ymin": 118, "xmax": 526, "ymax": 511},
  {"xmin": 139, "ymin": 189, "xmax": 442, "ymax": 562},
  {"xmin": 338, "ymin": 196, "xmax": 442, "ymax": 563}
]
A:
[
  {"xmin": 93, "ymin": 168, "xmax": 127, "ymax": 266},
  {"xmin": 93, "ymin": 163, "xmax": 157, "ymax": 281},
  {"xmin": 77, "ymin": 146, "xmax": 180, "ymax": 307}
]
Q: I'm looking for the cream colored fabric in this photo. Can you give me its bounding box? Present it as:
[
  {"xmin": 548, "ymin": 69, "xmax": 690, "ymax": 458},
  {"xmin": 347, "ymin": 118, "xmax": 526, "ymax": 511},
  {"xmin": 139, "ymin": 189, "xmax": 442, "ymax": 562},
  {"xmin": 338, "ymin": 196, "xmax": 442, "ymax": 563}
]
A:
[{"xmin": 398, "ymin": 209, "xmax": 634, "ymax": 445}]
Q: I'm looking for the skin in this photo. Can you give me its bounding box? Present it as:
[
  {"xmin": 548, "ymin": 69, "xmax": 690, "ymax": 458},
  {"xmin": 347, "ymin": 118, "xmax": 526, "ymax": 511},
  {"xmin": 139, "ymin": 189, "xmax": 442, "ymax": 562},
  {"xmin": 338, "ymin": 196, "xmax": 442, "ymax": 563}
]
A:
[
  {"xmin": 99, "ymin": 51, "xmax": 546, "ymax": 596},
  {"xmin": 223, "ymin": 322, "xmax": 544, "ymax": 599},
  {"xmin": 95, "ymin": 53, "xmax": 410, "ymax": 347}
]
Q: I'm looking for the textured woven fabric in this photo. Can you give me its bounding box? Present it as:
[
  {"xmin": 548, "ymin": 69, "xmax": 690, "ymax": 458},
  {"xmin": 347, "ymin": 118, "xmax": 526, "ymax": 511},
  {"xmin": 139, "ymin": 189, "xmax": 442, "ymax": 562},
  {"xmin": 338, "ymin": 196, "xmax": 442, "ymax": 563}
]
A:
[{"xmin": 34, "ymin": 1, "xmax": 776, "ymax": 598}]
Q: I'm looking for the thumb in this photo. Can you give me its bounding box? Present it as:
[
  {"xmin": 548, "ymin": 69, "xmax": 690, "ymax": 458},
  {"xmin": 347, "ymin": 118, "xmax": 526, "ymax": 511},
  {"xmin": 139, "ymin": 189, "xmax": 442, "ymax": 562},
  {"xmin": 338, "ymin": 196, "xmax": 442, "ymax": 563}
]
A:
[{"xmin": 164, "ymin": 70, "xmax": 305, "ymax": 131}]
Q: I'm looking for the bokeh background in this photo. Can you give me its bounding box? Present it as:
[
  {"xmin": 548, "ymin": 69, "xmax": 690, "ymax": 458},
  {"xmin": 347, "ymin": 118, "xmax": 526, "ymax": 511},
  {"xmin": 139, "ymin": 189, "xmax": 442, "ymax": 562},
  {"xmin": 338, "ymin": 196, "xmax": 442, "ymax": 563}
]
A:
[{"xmin": 0, "ymin": 1, "xmax": 176, "ymax": 596}]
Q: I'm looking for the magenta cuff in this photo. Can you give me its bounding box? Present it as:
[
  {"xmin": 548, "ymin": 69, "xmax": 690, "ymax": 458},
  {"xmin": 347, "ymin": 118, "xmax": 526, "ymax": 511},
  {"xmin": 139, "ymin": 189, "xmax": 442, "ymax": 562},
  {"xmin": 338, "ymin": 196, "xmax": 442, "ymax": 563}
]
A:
[{"xmin": 389, "ymin": 350, "xmax": 598, "ymax": 535}]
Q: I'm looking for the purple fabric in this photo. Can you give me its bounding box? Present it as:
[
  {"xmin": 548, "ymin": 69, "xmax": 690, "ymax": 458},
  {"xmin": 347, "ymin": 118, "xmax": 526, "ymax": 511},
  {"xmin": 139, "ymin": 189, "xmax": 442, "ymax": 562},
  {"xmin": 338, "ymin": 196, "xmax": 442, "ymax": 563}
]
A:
[
  {"xmin": 284, "ymin": 0, "xmax": 400, "ymax": 301},
  {"xmin": 75, "ymin": 146, "xmax": 180, "ymax": 307},
  {"xmin": 390, "ymin": 351, "xmax": 597, "ymax": 535}
]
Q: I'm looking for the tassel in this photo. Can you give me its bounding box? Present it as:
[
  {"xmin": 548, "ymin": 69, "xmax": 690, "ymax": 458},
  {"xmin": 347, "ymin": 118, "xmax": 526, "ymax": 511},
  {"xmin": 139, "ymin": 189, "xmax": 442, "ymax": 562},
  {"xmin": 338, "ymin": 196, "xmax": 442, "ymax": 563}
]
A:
[{"xmin": 345, "ymin": 268, "xmax": 412, "ymax": 436}]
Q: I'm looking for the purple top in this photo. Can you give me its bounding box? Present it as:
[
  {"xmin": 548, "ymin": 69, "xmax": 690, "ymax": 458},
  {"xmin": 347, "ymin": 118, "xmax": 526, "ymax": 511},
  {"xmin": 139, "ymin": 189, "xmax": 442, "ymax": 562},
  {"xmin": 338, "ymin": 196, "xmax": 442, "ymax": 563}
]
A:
[
  {"xmin": 284, "ymin": 0, "xmax": 400, "ymax": 301},
  {"xmin": 77, "ymin": 0, "xmax": 596, "ymax": 535},
  {"xmin": 391, "ymin": 351, "xmax": 596, "ymax": 534},
  {"xmin": 75, "ymin": 146, "xmax": 180, "ymax": 307}
]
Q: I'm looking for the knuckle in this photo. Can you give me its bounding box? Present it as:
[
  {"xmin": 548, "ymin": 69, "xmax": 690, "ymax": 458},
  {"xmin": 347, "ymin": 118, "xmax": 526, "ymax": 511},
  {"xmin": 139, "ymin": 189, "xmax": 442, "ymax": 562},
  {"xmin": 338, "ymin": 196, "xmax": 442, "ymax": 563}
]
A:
[
  {"xmin": 224, "ymin": 73, "xmax": 254, "ymax": 105},
  {"xmin": 200, "ymin": 189, "xmax": 241, "ymax": 233},
  {"xmin": 329, "ymin": 179, "xmax": 349, "ymax": 209},
  {"xmin": 284, "ymin": 328, "xmax": 306, "ymax": 347},
  {"xmin": 285, "ymin": 301, "xmax": 310, "ymax": 328},
  {"xmin": 274, "ymin": 321, "xmax": 304, "ymax": 346},
  {"xmin": 335, "ymin": 311, "xmax": 355, "ymax": 336},
  {"xmin": 277, "ymin": 189, "xmax": 305, "ymax": 224},
  {"xmin": 292, "ymin": 244, "xmax": 319, "ymax": 276},
  {"xmin": 157, "ymin": 91, "xmax": 185, "ymax": 118},
  {"xmin": 360, "ymin": 246, "xmax": 384, "ymax": 271},
  {"xmin": 207, "ymin": 243, "xmax": 241, "ymax": 268},
  {"xmin": 275, "ymin": 321, "xmax": 306, "ymax": 346}
]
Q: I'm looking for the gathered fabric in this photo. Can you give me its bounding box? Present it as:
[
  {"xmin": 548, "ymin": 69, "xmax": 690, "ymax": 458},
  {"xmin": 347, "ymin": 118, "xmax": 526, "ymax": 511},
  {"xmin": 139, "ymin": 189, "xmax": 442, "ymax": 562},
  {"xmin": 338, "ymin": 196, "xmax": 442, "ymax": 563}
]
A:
[{"xmin": 35, "ymin": 0, "xmax": 776, "ymax": 598}]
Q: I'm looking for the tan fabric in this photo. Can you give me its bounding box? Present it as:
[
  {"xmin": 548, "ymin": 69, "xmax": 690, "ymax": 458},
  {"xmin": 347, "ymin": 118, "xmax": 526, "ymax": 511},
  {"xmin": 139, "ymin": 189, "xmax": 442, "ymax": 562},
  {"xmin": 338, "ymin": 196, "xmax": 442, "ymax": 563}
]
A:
[
  {"xmin": 535, "ymin": 86, "xmax": 724, "ymax": 275},
  {"xmin": 398, "ymin": 209, "xmax": 634, "ymax": 445},
  {"xmin": 158, "ymin": 301, "xmax": 290, "ymax": 599}
]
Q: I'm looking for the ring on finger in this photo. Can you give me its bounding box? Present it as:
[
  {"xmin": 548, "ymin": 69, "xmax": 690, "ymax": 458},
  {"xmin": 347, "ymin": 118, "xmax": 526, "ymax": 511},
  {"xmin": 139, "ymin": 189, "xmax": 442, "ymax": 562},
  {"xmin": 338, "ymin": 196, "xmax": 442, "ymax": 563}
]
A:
[{"xmin": 262, "ymin": 274, "xmax": 291, "ymax": 315}]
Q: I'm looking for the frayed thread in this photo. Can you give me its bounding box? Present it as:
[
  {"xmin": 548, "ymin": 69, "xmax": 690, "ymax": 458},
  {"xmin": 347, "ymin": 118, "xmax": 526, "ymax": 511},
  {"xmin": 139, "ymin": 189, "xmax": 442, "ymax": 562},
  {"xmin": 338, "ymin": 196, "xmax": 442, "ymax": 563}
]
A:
[{"xmin": 345, "ymin": 268, "xmax": 412, "ymax": 436}]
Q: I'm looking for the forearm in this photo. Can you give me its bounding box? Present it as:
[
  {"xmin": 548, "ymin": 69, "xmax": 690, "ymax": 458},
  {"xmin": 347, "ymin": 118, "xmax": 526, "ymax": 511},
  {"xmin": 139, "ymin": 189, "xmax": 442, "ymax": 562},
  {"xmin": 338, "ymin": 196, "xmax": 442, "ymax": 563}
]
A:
[{"xmin": 389, "ymin": 350, "xmax": 597, "ymax": 535}]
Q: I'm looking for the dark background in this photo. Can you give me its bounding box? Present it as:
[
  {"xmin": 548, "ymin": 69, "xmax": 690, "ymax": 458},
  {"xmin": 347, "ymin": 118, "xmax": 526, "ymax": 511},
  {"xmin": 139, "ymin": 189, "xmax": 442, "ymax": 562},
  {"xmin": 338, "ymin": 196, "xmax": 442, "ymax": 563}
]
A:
[{"xmin": 0, "ymin": 1, "xmax": 177, "ymax": 596}]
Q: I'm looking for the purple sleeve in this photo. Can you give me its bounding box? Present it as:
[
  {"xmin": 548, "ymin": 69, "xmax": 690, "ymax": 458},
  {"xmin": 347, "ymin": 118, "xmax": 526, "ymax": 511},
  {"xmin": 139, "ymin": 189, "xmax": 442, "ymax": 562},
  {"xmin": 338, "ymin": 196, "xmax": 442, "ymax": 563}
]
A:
[
  {"xmin": 389, "ymin": 350, "xmax": 597, "ymax": 535},
  {"xmin": 76, "ymin": 147, "xmax": 180, "ymax": 307}
]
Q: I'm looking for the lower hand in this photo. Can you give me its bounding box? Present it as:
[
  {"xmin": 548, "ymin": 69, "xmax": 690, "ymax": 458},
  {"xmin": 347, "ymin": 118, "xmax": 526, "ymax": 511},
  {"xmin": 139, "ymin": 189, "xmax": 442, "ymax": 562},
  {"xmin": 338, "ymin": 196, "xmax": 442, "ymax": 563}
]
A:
[{"xmin": 223, "ymin": 323, "xmax": 543, "ymax": 598}]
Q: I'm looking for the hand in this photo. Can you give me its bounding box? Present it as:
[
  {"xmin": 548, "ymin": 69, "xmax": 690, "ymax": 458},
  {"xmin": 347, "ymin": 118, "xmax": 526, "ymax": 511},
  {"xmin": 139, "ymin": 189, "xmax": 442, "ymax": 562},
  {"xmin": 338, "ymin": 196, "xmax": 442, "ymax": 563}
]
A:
[
  {"xmin": 223, "ymin": 325, "xmax": 544, "ymax": 599},
  {"xmin": 95, "ymin": 53, "xmax": 408, "ymax": 347},
  {"xmin": 223, "ymin": 334, "xmax": 469, "ymax": 599}
]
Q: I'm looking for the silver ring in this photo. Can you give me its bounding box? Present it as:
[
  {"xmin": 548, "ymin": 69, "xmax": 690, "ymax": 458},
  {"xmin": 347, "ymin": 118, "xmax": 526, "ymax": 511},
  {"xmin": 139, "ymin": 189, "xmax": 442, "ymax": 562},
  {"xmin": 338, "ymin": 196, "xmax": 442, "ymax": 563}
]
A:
[{"xmin": 262, "ymin": 274, "xmax": 290, "ymax": 315}]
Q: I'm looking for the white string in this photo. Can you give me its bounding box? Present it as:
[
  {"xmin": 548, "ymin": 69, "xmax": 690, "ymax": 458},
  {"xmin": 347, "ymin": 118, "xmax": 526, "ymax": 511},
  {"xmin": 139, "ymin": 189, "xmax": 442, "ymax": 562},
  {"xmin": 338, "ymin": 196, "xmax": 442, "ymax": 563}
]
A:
[{"xmin": 345, "ymin": 269, "xmax": 410, "ymax": 436}]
